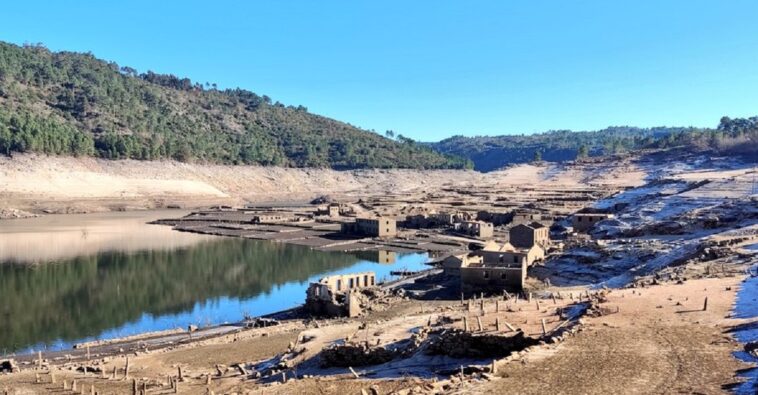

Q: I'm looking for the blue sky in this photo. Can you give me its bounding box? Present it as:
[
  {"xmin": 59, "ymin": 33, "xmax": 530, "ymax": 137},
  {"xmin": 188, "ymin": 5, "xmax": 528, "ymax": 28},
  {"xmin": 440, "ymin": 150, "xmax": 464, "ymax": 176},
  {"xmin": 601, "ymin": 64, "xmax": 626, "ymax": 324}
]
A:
[{"xmin": 3, "ymin": 1, "xmax": 758, "ymax": 141}]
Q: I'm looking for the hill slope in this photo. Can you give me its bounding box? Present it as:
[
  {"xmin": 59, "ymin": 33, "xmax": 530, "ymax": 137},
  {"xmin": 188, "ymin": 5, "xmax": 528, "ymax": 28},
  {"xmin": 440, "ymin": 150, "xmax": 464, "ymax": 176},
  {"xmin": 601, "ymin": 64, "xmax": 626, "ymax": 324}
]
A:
[
  {"xmin": 430, "ymin": 127, "xmax": 692, "ymax": 172},
  {"xmin": 431, "ymin": 120, "xmax": 758, "ymax": 172},
  {"xmin": 0, "ymin": 42, "xmax": 471, "ymax": 169}
]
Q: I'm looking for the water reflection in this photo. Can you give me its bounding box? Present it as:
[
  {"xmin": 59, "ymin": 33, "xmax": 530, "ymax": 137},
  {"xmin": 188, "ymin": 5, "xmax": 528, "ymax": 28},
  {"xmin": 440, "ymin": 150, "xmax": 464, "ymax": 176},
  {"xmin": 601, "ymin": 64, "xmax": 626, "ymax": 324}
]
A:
[
  {"xmin": 0, "ymin": 212, "xmax": 428, "ymax": 354},
  {"xmin": 0, "ymin": 211, "xmax": 216, "ymax": 264}
]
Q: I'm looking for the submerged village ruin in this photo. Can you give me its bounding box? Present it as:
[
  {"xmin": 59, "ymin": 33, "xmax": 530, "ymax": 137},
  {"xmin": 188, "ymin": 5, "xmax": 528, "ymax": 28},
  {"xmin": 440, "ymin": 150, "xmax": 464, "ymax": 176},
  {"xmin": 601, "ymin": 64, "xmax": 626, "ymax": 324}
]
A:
[{"xmin": 2, "ymin": 152, "xmax": 758, "ymax": 394}]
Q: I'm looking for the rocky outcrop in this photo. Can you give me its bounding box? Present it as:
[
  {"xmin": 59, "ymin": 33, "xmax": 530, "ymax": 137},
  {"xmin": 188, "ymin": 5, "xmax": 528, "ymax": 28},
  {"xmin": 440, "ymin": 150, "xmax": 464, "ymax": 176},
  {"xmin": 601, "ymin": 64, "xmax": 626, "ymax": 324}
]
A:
[
  {"xmin": 425, "ymin": 330, "xmax": 539, "ymax": 359},
  {"xmin": 320, "ymin": 343, "xmax": 397, "ymax": 367}
]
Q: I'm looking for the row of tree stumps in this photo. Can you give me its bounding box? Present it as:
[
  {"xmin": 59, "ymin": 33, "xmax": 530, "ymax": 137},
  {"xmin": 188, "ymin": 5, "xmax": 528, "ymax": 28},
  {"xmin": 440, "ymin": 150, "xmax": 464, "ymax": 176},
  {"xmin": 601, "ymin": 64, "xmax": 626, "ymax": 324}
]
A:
[
  {"xmin": 457, "ymin": 288, "xmax": 615, "ymax": 337},
  {"xmin": 452, "ymin": 289, "xmax": 601, "ymax": 382},
  {"xmin": 23, "ymin": 352, "xmax": 196, "ymax": 395}
]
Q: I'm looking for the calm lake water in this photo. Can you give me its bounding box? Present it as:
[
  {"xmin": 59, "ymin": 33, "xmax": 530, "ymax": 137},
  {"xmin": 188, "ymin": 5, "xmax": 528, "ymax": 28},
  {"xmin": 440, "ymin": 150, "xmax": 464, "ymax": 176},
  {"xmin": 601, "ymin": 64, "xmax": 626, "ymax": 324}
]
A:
[
  {"xmin": 732, "ymin": 274, "xmax": 758, "ymax": 395},
  {"xmin": 0, "ymin": 211, "xmax": 428, "ymax": 354}
]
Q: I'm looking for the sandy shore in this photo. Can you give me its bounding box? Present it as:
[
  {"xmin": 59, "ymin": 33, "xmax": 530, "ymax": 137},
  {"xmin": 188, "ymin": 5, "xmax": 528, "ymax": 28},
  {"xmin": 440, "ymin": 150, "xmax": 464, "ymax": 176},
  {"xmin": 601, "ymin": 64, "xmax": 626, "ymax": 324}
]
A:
[{"xmin": 0, "ymin": 153, "xmax": 646, "ymax": 217}]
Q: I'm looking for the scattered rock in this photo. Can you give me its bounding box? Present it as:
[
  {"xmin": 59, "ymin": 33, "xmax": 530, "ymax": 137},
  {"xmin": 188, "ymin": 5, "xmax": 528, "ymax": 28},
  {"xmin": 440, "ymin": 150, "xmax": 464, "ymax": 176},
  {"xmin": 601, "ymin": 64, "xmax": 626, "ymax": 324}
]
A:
[
  {"xmin": 0, "ymin": 359, "xmax": 19, "ymax": 373},
  {"xmin": 426, "ymin": 330, "xmax": 539, "ymax": 359},
  {"xmin": 320, "ymin": 343, "xmax": 397, "ymax": 367},
  {"xmin": 745, "ymin": 341, "xmax": 758, "ymax": 358}
]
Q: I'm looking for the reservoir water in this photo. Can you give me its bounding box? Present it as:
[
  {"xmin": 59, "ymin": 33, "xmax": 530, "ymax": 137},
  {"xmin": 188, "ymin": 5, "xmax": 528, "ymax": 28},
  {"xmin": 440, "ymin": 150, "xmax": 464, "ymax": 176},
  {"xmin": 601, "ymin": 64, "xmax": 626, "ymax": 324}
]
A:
[{"xmin": 0, "ymin": 211, "xmax": 429, "ymax": 354}]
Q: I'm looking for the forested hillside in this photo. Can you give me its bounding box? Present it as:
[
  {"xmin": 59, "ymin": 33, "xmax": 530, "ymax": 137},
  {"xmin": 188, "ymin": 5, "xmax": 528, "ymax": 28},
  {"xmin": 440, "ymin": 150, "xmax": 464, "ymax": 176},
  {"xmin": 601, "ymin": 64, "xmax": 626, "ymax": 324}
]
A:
[
  {"xmin": 431, "ymin": 121, "xmax": 758, "ymax": 171},
  {"xmin": 0, "ymin": 42, "xmax": 471, "ymax": 169}
]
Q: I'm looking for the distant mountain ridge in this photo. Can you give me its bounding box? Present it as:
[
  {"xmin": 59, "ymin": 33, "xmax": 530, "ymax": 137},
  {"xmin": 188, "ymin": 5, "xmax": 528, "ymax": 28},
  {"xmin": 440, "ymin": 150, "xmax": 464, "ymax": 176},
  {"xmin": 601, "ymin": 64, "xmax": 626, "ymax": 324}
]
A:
[
  {"xmin": 430, "ymin": 121, "xmax": 758, "ymax": 171},
  {"xmin": 0, "ymin": 41, "xmax": 471, "ymax": 170},
  {"xmin": 429, "ymin": 127, "xmax": 692, "ymax": 171}
]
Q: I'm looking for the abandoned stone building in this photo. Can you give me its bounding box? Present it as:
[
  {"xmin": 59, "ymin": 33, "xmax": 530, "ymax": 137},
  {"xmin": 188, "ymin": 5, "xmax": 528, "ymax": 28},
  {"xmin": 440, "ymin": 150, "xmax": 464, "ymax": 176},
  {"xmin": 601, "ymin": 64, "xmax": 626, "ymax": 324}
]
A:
[
  {"xmin": 316, "ymin": 202, "xmax": 350, "ymax": 218},
  {"xmin": 442, "ymin": 253, "xmax": 484, "ymax": 276},
  {"xmin": 326, "ymin": 203, "xmax": 341, "ymax": 217},
  {"xmin": 479, "ymin": 241, "xmax": 545, "ymax": 266},
  {"xmin": 341, "ymin": 217, "xmax": 397, "ymax": 238},
  {"xmin": 476, "ymin": 210, "xmax": 511, "ymax": 226},
  {"xmin": 404, "ymin": 211, "xmax": 473, "ymax": 229},
  {"xmin": 444, "ymin": 244, "xmax": 534, "ymax": 291},
  {"xmin": 250, "ymin": 212, "xmax": 292, "ymax": 224},
  {"xmin": 509, "ymin": 222, "xmax": 549, "ymax": 249},
  {"xmin": 454, "ymin": 220, "xmax": 494, "ymax": 239},
  {"xmin": 431, "ymin": 212, "xmax": 455, "ymax": 226},
  {"xmin": 305, "ymin": 272, "xmax": 376, "ymax": 317},
  {"xmin": 460, "ymin": 260, "xmax": 526, "ymax": 292},
  {"xmin": 403, "ymin": 213, "xmax": 433, "ymax": 229},
  {"xmin": 511, "ymin": 210, "xmax": 544, "ymax": 225},
  {"xmin": 572, "ymin": 212, "xmax": 614, "ymax": 232},
  {"xmin": 477, "ymin": 209, "xmax": 554, "ymax": 227},
  {"xmin": 478, "ymin": 248, "xmax": 530, "ymax": 267}
]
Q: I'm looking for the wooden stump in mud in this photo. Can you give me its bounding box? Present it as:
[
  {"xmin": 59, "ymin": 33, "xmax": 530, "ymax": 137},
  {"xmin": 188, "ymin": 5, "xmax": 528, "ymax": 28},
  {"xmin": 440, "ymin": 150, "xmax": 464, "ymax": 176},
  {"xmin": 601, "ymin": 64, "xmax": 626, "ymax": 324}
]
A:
[{"xmin": 124, "ymin": 357, "xmax": 130, "ymax": 380}]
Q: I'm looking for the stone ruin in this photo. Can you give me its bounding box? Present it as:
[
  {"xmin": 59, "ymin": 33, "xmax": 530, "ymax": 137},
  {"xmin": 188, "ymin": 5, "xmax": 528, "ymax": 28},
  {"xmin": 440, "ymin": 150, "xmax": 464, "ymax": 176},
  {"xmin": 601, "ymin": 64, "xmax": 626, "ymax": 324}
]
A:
[
  {"xmin": 319, "ymin": 327, "xmax": 543, "ymax": 369},
  {"xmin": 320, "ymin": 343, "xmax": 397, "ymax": 367},
  {"xmin": 0, "ymin": 359, "xmax": 18, "ymax": 373},
  {"xmin": 243, "ymin": 317, "xmax": 281, "ymax": 329},
  {"xmin": 425, "ymin": 330, "xmax": 539, "ymax": 359},
  {"xmin": 304, "ymin": 272, "xmax": 378, "ymax": 318}
]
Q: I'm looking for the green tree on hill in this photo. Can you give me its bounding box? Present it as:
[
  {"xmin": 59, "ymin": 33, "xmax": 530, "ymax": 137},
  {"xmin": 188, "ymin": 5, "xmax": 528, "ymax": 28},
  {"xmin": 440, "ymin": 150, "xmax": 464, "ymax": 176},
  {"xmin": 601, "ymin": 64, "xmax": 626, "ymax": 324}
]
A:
[
  {"xmin": 0, "ymin": 41, "xmax": 472, "ymax": 170},
  {"xmin": 577, "ymin": 144, "xmax": 589, "ymax": 160}
]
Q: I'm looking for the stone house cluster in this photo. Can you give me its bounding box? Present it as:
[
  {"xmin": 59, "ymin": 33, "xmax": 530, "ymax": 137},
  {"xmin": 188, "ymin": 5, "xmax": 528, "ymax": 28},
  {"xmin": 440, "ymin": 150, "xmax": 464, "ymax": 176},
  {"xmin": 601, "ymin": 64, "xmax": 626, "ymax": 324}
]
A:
[
  {"xmin": 403, "ymin": 211, "xmax": 474, "ymax": 229},
  {"xmin": 443, "ymin": 220, "xmax": 550, "ymax": 292},
  {"xmin": 403, "ymin": 210, "xmax": 495, "ymax": 240},
  {"xmin": 316, "ymin": 202, "xmax": 352, "ymax": 218},
  {"xmin": 454, "ymin": 220, "xmax": 494, "ymax": 239},
  {"xmin": 477, "ymin": 209, "xmax": 554, "ymax": 227}
]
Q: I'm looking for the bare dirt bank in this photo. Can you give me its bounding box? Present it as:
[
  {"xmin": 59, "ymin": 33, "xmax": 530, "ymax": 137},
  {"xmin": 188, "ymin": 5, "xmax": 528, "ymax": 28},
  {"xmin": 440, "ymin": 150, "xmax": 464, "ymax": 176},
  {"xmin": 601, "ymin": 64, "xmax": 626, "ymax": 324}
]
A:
[{"xmin": 0, "ymin": 154, "xmax": 646, "ymax": 216}]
